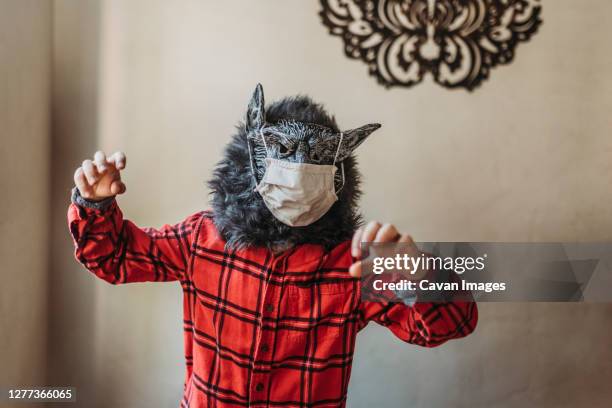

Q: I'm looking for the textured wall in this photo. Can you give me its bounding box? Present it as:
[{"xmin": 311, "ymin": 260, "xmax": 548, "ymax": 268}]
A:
[
  {"xmin": 48, "ymin": 1, "xmax": 612, "ymax": 407},
  {"xmin": 0, "ymin": 0, "xmax": 51, "ymax": 398}
]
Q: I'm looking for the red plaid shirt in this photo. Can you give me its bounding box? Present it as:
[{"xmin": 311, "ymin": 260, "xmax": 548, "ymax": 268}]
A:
[{"xmin": 68, "ymin": 200, "xmax": 477, "ymax": 407}]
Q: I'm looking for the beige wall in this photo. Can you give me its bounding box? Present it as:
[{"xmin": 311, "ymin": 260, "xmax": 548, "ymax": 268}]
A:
[
  {"xmin": 0, "ymin": 0, "xmax": 51, "ymax": 398},
  {"xmin": 48, "ymin": 0, "xmax": 103, "ymax": 404},
  {"xmin": 46, "ymin": 1, "xmax": 612, "ymax": 407}
]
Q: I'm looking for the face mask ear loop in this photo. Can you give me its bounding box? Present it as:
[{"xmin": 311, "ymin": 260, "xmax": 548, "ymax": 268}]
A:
[
  {"xmin": 332, "ymin": 132, "xmax": 344, "ymax": 167},
  {"xmin": 333, "ymin": 133, "xmax": 345, "ymax": 194}
]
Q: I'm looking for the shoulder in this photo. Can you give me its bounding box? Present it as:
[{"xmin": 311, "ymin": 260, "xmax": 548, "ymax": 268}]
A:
[
  {"xmin": 323, "ymin": 240, "xmax": 353, "ymax": 269},
  {"xmin": 189, "ymin": 210, "xmax": 227, "ymax": 249}
]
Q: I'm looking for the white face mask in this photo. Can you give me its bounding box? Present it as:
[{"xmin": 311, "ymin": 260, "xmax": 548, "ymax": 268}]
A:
[{"xmin": 250, "ymin": 130, "xmax": 345, "ymax": 227}]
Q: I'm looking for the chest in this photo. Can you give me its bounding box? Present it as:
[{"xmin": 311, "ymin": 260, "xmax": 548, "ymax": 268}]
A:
[{"xmin": 185, "ymin": 244, "xmax": 361, "ymax": 358}]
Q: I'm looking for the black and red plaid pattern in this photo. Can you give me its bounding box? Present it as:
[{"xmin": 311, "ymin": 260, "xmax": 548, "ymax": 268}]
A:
[{"xmin": 68, "ymin": 201, "xmax": 478, "ymax": 407}]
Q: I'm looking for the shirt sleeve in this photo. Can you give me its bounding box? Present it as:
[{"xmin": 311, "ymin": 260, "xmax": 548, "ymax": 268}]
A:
[
  {"xmin": 67, "ymin": 188, "xmax": 203, "ymax": 284},
  {"xmin": 358, "ymin": 270, "xmax": 478, "ymax": 347}
]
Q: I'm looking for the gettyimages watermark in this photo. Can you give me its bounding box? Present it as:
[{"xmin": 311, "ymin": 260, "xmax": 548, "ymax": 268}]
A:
[{"xmin": 360, "ymin": 243, "xmax": 612, "ymax": 303}]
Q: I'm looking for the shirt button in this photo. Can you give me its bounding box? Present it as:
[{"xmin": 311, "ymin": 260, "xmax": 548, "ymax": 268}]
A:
[
  {"xmin": 261, "ymin": 344, "xmax": 269, "ymax": 353},
  {"xmin": 265, "ymin": 304, "xmax": 274, "ymax": 313},
  {"xmin": 255, "ymin": 383, "xmax": 264, "ymax": 392}
]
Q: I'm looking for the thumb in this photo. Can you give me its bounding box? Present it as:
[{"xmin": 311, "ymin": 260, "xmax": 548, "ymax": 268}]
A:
[{"xmin": 110, "ymin": 180, "xmax": 126, "ymax": 195}]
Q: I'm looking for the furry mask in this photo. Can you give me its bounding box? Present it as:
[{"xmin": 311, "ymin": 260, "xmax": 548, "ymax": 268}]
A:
[{"xmin": 208, "ymin": 84, "xmax": 380, "ymax": 250}]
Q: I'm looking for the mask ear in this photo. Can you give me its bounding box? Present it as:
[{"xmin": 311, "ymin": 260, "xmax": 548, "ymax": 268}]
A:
[
  {"xmin": 246, "ymin": 83, "xmax": 265, "ymax": 131},
  {"xmin": 335, "ymin": 123, "xmax": 381, "ymax": 162}
]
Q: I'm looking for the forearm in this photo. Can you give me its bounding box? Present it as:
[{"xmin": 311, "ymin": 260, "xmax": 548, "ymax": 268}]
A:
[
  {"xmin": 69, "ymin": 187, "xmax": 134, "ymax": 284},
  {"xmin": 68, "ymin": 188, "xmax": 195, "ymax": 284},
  {"xmin": 360, "ymin": 268, "xmax": 478, "ymax": 347}
]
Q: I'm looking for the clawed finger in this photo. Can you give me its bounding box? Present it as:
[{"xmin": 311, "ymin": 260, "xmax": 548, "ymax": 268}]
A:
[
  {"xmin": 94, "ymin": 151, "xmax": 108, "ymax": 173},
  {"xmin": 350, "ymin": 222, "xmax": 384, "ymax": 278},
  {"xmin": 361, "ymin": 221, "xmax": 382, "ymax": 243},
  {"xmin": 81, "ymin": 159, "xmax": 98, "ymax": 184},
  {"xmin": 374, "ymin": 223, "xmax": 399, "ymax": 242},
  {"xmin": 108, "ymin": 151, "xmax": 127, "ymax": 170},
  {"xmin": 74, "ymin": 167, "xmax": 92, "ymax": 196},
  {"xmin": 398, "ymin": 234, "xmax": 414, "ymax": 245}
]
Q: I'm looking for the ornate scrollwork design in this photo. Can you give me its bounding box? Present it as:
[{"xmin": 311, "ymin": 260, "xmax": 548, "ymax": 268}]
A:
[{"xmin": 319, "ymin": 0, "xmax": 542, "ymax": 90}]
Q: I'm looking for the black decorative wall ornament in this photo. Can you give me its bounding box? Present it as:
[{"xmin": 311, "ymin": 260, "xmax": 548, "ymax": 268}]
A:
[{"xmin": 319, "ymin": 0, "xmax": 542, "ymax": 91}]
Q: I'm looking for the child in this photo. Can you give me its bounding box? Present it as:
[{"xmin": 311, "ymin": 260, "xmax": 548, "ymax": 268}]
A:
[{"xmin": 68, "ymin": 84, "xmax": 477, "ymax": 407}]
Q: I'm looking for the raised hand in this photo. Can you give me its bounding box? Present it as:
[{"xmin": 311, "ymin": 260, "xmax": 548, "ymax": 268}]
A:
[
  {"xmin": 349, "ymin": 221, "xmax": 419, "ymax": 278},
  {"xmin": 73, "ymin": 151, "xmax": 127, "ymax": 201}
]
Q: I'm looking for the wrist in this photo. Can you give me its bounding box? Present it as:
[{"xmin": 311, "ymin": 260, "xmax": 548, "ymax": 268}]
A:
[{"xmin": 71, "ymin": 187, "xmax": 115, "ymax": 211}]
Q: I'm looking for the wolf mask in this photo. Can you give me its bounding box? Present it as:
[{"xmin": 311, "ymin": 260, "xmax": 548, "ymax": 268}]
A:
[{"xmin": 208, "ymin": 84, "xmax": 380, "ymax": 250}]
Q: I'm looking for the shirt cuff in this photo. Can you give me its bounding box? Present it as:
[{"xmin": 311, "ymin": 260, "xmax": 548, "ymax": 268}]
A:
[
  {"xmin": 393, "ymin": 289, "xmax": 418, "ymax": 307},
  {"xmin": 71, "ymin": 187, "xmax": 115, "ymax": 211}
]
